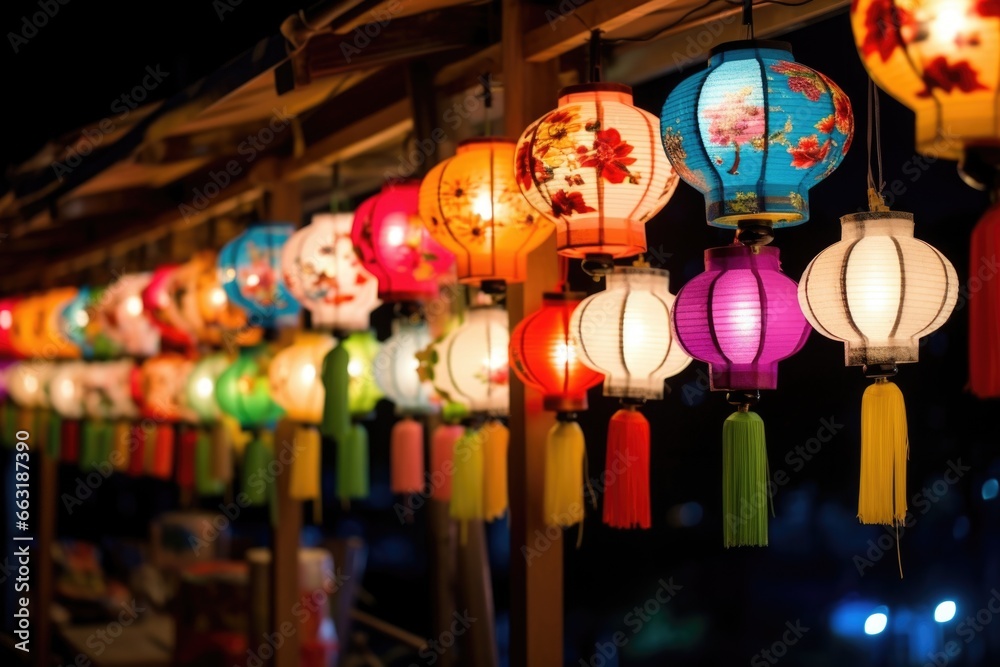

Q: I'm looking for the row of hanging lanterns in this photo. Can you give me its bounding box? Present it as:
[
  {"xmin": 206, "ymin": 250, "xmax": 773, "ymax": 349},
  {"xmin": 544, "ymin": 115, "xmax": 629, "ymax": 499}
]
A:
[{"xmin": 3, "ymin": 0, "xmax": 993, "ymax": 563}]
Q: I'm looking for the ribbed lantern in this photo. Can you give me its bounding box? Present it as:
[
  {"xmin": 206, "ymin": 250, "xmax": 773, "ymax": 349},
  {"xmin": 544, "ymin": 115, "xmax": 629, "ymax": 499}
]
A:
[
  {"xmin": 282, "ymin": 213, "xmax": 380, "ymax": 331},
  {"xmin": 661, "ymin": 41, "xmax": 853, "ymax": 227},
  {"xmin": 180, "ymin": 250, "xmax": 264, "ymax": 348},
  {"xmin": 511, "ymin": 293, "xmax": 603, "ymax": 529},
  {"xmin": 101, "ymin": 273, "xmax": 161, "ymax": 358},
  {"xmin": 429, "ymin": 306, "xmax": 509, "ymax": 415},
  {"xmin": 216, "ymin": 346, "xmax": 285, "ymax": 429},
  {"xmin": 516, "ymin": 83, "xmax": 678, "ymax": 259},
  {"xmin": 569, "ymin": 266, "xmax": 690, "ymax": 529},
  {"xmin": 971, "ymin": 201, "xmax": 1000, "ymax": 397},
  {"xmin": 185, "ymin": 354, "xmax": 231, "ymax": 423},
  {"xmin": 419, "ymin": 139, "xmax": 552, "ymax": 284},
  {"xmin": 673, "ymin": 243, "xmax": 810, "ymax": 547},
  {"xmin": 375, "ymin": 318, "xmax": 438, "ymax": 495},
  {"xmin": 11, "ymin": 290, "xmax": 81, "ymax": 360},
  {"xmin": 0, "ymin": 298, "xmax": 20, "ymax": 358},
  {"xmin": 850, "ymin": 0, "xmax": 999, "ymax": 164},
  {"xmin": 143, "ymin": 265, "xmax": 196, "ymax": 349},
  {"xmin": 50, "ymin": 362, "xmax": 87, "ymax": 420},
  {"xmin": 217, "ymin": 223, "xmax": 299, "ymax": 328},
  {"xmin": 799, "ymin": 210, "xmax": 958, "ymax": 528},
  {"xmin": 353, "ymin": 181, "xmax": 455, "ymax": 302}
]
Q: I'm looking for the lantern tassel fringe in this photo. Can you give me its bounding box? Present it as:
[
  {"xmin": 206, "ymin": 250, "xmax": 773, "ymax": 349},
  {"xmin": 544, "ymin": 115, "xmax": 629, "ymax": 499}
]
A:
[
  {"xmin": 482, "ymin": 420, "xmax": 509, "ymax": 522},
  {"xmin": 391, "ymin": 417, "xmax": 425, "ymax": 495},
  {"xmin": 337, "ymin": 423, "xmax": 370, "ymax": 505},
  {"xmin": 723, "ymin": 410, "xmax": 770, "ymax": 548},
  {"xmin": 603, "ymin": 407, "xmax": 651, "ymax": 530},
  {"xmin": 858, "ymin": 379, "xmax": 908, "ymax": 527},
  {"xmin": 545, "ymin": 420, "xmax": 586, "ymax": 530},
  {"xmin": 450, "ymin": 427, "xmax": 484, "ymax": 532},
  {"xmin": 430, "ymin": 424, "xmax": 463, "ymax": 501}
]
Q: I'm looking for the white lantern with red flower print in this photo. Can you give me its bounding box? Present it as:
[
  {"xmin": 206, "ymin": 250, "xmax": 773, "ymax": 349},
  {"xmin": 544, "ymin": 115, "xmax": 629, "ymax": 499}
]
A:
[
  {"xmin": 428, "ymin": 306, "xmax": 509, "ymax": 415},
  {"xmin": 101, "ymin": 273, "xmax": 161, "ymax": 358}
]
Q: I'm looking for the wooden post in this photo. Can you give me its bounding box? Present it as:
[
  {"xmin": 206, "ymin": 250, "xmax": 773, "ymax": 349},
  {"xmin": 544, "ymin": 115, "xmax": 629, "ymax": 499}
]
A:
[
  {"xmin": 266, "ymin": 182, "xmax": 303, "ymax": 667},
  {"xmin": 502, "ymin": 2, "xmax": 564, "ymax": 664}
]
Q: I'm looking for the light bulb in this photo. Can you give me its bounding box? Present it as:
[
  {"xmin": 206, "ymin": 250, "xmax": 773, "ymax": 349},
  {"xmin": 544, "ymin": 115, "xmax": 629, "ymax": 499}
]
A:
[
  {"xmin": 348, "ymin": 359, "xmax": 362, "ymax": 377},
  {"xmin": 472, "ymin": 193, "xmax": 493, "ymax": 221},
  {"xmin": 299, "ymin": 363, "xmax": 316, "ymax": 385},
  {"xmin": 195, "ymin": 376, "xmax": 214, "ymax": 398},
  {"xmin": 209, "ymin": 287, "xmax": 227, "ymax": 307},
  {"xmin": 74, "ymin": 310, "xmax": 90, "ymax": 328},
  {"xmin": 0, "ymin": 309, "xmax": 11, "ymax": 330},
  {"xmin": 124, "ymin": 295, "xmax": 143, "ymax": 317},
  {"xmin": 246, "ymin": 273, "xmax": 260, "ymax": 288},
  {"xmin": 386, "ymin": 225, "xmax": 406, "ymax": 247}
]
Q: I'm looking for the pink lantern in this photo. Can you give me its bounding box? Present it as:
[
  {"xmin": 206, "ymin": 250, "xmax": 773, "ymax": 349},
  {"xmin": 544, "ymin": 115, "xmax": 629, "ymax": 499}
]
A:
[
  {"xmin": 352, "ymin": 181, "xmax": 455, "ymax": 302},
  {"xmin": 142, "ymin": 265, "xmax": 196, "ymax": 349},
  {"xmin": 672, "ymin": 244, "xmax": 809, "ymax": 391}
]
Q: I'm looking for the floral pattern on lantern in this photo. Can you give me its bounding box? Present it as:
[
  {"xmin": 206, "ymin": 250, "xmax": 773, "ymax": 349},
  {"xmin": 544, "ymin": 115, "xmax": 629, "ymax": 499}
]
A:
[
  {"xmin": 374, "ymin": 319, "xmax": 438, "ymax": 415},
  {"xmin": 419, "ymin": 139, "xmax": 552, "ymax": 284},
  {"xmin": 851, "ymin": 0, "xmax": 999, "ymax": 159},
  {"xmin": 12, "ymin": 290, "xmax": 81, "ymax": 359},
  {"xmin": 132, "ymin": 354, "xmax": 195, "ymax": 423},
  {"xmin": 672, "ymin": 244, "xmax": 810, "ymax": 390},
  {"xmin": 269, "ymin": 333, "xmax": 336, "ymax": 424},
  {"xmin": 429, "ymin": 307, "xmax": 509, "ymax": 414},
  {"xmin": 341, "ymin": 330, "xmax": 384, "ymax": 416},
  {"xmin": 217, "ymin": 223, "xmax": 299, "ymax": 327},
  {"xmin": 516, "ymin": 83, "xmax": 678, "ymax": 258},
  {"xmin": 283, "ymin": 213, "xmax": 379, "ymax": 331},
  {"xmin": 62, "ymin": 287, "xmax": 121, "ymax": 360},
  {"xmin": 353, "ymin": 181, "xmax": 455, "ymax": 301},
  {"xmin": 100, "ymin": 273, "xmax": 161, "ymax": 358},
  {"xmin": 661, "ymin": 41, "xmax": 853, "ymax": 227},
  {"xmin": 798, "ymin": 210, "xmax": 958, "ymax": 366},
  {"xmin": 83, "ymin": 361, "xmax": 137, "ymax": 420}
]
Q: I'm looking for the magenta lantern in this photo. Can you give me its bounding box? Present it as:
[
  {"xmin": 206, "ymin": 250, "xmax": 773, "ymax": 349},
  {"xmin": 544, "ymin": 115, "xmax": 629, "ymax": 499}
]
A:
[
  {"xmin": 352, "ymin": 181, "xmax": 455, "ymax": 302},
  {"xmin": 672, "ymin": 244, "xmax": 809, "ymax": 391}
]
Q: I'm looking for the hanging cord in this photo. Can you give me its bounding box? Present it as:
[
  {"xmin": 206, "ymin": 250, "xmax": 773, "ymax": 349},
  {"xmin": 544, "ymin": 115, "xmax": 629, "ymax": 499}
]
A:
[
  {"xmin": 589, "ymin": 30, "xmax": 603, "ymax": 83},
  {"xmin": 330, "ymin": 162, "xmax": 344, "ymax": 212},
  {"xmin": 481, "ymin": 72, "xmax": 493, "ymax": 137},
  {"xmin": 867, "ymin": 78, "xmax": 888, "ymax": 211},
  {"xmin": 743, "ymin": 0, "xmax": 755, "ymax": 39}
]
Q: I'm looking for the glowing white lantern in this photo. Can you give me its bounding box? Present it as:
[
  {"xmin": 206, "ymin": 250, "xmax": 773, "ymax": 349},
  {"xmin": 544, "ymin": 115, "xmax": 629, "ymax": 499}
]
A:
[
  {"xmin": 374, "ymin": 319, "xmax": 438, "ymax": 415},
  {"xmin": 101, "ymin": 273, "xmax": 160, "ymax": 357},
  {"xmin": 798, "ymin": 211, "xmax": 958, "ymax": 366},
  {"xmin": 83, "ymin": 361, "xmax": 138, "ymax": 420},
  {"xmin": 8, "ymin": 362, "xmax": 55, "ymax": 409},
  {"xmin": 569, "ymin": 266, "xmax": 691, "ymax": 399},
  {"xmin": 49, "ymin": 362, "xmax": 88, "ymax": 419},
  {"xmin": 269, "ymin": 333, "xmax": 336, "ymax": 424},
  {"xmin": 430, "ymin": 307, "xmax": 509, "ymax": 414}
]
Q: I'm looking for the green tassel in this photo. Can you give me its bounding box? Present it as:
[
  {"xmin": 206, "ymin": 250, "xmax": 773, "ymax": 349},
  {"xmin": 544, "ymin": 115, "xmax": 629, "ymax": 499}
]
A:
[
  {"xmin": 321, "ymin": 343, "xmax": 350, "ymax": 443},
  {"xmin": 196, "ymin": 430, "xmax": 225, "ymax": 496},
  {"xmin": 46, "ymin": 412, "xmax": 62, "ymax": 460},
  {"xmin": 242, "ymin": 436, "xmax": 272, "ymax": 506},
  {"xmin": 80, "ymin": 421, "xmax": 103, "ymax": 471},
  {"xmin": 722, "ymin": 410, "xmax": 771, "ymax": 548},
  {"xmin": 337, "ymin": 423, "xmax": 369, "ymax": 502}
]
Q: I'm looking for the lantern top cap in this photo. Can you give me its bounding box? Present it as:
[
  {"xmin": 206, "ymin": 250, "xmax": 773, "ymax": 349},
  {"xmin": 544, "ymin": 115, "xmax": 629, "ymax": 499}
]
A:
[
  {"xmin": 542, "ymin": 291, "xmax": 585, "ymax": 301},
  {"xmin": 709, "ymin": 39, "xmax": 793, "ymax": 58},
  {"xmin": 839, "ymin": 210, "xmax": 915, "ymax": 239},
  {"xmin": 703, "ymin": 243, "xmax": 781, "ymax": 270},
  {"xmin": 557, "ymin": 82, "xmax": 633, "ymax": 98},
  {"xmin": 380, "ymin": 178, "xmax": 421, "ymax": 191},
  {"xmin": 840, "ymin": 210, "xmax": 914, "ymax": 224}
]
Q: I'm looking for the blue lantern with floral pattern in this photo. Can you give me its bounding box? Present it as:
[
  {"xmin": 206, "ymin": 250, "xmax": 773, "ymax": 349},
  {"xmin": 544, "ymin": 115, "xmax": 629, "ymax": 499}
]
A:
[
  {"xmin": 660, "ymin": 40, "xmax": 853, "ymax": 228},
  {"xmin": 217, "ymin": 223, "xmax": 300, "ymax": 328}
]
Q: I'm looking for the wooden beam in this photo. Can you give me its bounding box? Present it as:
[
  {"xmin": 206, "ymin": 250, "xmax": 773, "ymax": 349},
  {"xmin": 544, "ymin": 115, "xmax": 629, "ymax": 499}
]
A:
[
  {"xmin": 524, "ymin": 0, "xmax": 680, "ymax": 62},
  {"xmin": 503, "ymin": 2, "xmax": 564, "ymax": 666}
]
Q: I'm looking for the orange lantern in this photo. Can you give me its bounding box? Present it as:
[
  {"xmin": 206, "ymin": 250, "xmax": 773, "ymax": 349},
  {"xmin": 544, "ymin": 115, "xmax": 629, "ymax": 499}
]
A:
[
  {"xmin": 10, "ymin": 290, "xmax": 80, "ymax": 359},
  {"xmin": 418, "ymin": 138, "xmax": 553, "ymax": 284},
  {"xmin": 132, "ymin": 353, "xmax": 194, "ymax": 479},
  {"xmin": 180, "ymin": 251, "xmax": 263, "ymax": 348}
]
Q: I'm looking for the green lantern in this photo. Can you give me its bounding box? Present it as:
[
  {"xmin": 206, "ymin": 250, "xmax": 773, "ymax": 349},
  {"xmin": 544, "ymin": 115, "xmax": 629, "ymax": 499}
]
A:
[
  {"xmin": 186, "ymin": 354, "xmax": 230, "ymax": 423},
  {"xmin": 215, "ymin": 346, "xmax": 285, "ymax": 429},
  {"xmin": 343, "ymin": 330, "xmax": 383, "ymax": 416}
]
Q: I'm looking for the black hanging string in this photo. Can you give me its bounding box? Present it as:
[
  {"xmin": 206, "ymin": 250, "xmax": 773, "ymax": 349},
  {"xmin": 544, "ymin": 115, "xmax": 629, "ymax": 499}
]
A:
[
  {"xmin": 866, "ymin": 77, "xmax": 887, "ymax": 211},
  {"xmin": 481, "ymin": 72, "xmax": 493, "ymax": 137},
  {"xmin": 589, "ymin": 30, "xmax": 603, "ymax": 83},
  {"xmin": 743, "ymin": 0, "xmax": 755, "ymax": 39}
]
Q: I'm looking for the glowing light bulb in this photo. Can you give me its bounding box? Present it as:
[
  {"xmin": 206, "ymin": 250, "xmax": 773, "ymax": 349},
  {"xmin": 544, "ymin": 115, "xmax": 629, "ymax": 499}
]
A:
[
  {"xmin": 348, "ymin": 359, "xmax": 362, "ymax": 377},
  {"xmin": 864, "ymin": 612, "xmax": 888, "ymax": 635},
  {"xmin": 74, "ymin": 310, "xmax": 90, "ymax": 328},
  {"xmin": 932, "ymin": 3, "xmax": 967, "ymax": 46},
  {"xmin": 59, "ymin": 378, "xmax": 74, "ymax": 399},
  {"xmin": 124, "ymin": 296, "xmax": 143, "ymax": 317},
  {"xmin": 24, "ymin": 375, "xmax": 38, "ymax": 394},
  {"xmin": 246, "ymin": 274, "xmax": 260, "ymax": 288},
  {"xmin": 299, "ymin": 363, "xmax": 316, "ymax": 385},
  {"xmin": 0, "ymin": 309, "xmax": 11, "ymax": 330},
  {"xmin": 472, "ymin": 193, "xmax": 494, "ymax": 220},
  {"xmin": 195, "ymin": 376, "xmax": 214, "ymax": 398},
  {"xmin": 386, "ymin": 225, "xmax": 406, "ymax": 247},
  {"xmin": 209, "ymin": 288, "xmax": 227, "ymax": 307}
]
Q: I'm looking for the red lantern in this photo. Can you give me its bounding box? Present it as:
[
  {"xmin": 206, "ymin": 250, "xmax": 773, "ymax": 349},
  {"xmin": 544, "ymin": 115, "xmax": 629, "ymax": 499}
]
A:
[
  {"xmin": 143, "ymin": 264, "xmax": 196, "ymax": 349},
  {"xmin": 971, "ymin": 201, "xmax": 1000, "ymax": 398},
  {"xmin": 352, "ymin": 181, "xmax": 455, "ymax": 302},
  {"xmin": 0, "ymin": 298, "xmax": 21, "ymax": 358},
  {"xmin": 510, "ymin": 293, "xmax": 603, "ymax": 529},
  {"xmin": 131, "ymin": 353, "xmax": 194, "ymax": 480}
]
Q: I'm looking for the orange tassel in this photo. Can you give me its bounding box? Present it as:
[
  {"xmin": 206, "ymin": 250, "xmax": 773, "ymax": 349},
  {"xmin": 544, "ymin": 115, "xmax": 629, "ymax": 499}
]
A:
[
  {"xmin": 151, "ymin": 424, "xmax": 175, "ymax": 480},
  {"xmin": 603, "ymin": 407, "xmax": 651, "ymax": 530},
  {"xmin": 391, "ymin": 417, "xmax": 425, "ymax": 494}
]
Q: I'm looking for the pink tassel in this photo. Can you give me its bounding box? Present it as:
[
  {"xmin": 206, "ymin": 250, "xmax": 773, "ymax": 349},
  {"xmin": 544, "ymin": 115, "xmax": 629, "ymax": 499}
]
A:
[
  {"xmin": 430, "ymin": 424, "xmax": 464, "ymax": 501},
  {"xmin": 603, "ymin": 407, "xmax": 651, "ymax": 530},
  {"xmin": 391, "ymin": 417, "xmax": 425, "ymax": 494}
]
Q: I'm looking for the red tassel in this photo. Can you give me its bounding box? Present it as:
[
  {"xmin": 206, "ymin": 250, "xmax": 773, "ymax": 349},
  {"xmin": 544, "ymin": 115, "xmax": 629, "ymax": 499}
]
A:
[
  {"xmin": 61, "ymin": 420, "xmax": 81, "ymax": 464},
  {"xmin": 970, "ymin": 202, "xmax": 1000, "ymax": 397},
  {"xmin": 129, "ymin": 424, "xmax": 146, "ymax": 477},
  {"xmin": 603, "ymin": 407, "xmax": 651, "ymax": 530},
  {"xmin": 176, "ymin": 428, "xmax": 197, "ymax": 489},
  {"xmin": 391, "ymin": 417, "xmax": 425, "ymax": 494},
  {"xmin": 430, "ymin": 424, "xmax": 464, "ymax": 501},
  {"xmin": 152, "ymin": 424, "xmax": 175, "ymax": 480}
]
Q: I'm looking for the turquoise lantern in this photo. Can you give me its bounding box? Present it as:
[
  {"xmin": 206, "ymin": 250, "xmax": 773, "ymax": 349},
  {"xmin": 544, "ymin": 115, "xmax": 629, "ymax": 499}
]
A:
[
  {"xmin": 217, "ymin": 223, "xmax": 300, "ymax": 328},
  {"xmin": 61, "ymin": 286, "xmax": 120, "ymax": 360},
  {"xmin": 660, "ymin": 41, "xmax": 853, "ymax": 230}
]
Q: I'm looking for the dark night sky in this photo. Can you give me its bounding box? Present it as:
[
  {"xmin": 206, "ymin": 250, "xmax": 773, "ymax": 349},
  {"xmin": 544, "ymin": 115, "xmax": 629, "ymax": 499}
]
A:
[{"xmin": 2, "ymin": 3, "xmax": 1000, "ymax": 666}]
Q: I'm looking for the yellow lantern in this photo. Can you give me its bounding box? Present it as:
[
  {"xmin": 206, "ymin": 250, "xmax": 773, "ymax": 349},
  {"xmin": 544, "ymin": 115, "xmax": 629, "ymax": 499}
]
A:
[
  {"xmin": 418, "ymin": 138, "xmax": 553, "ymax": 284},
  {"xmin": 851, "ymin": 0, "xmax": 1000, "ymax": 162},
  {"xmin": 269, "ymin": 333, "xmax": 336, "ymax": 424}
]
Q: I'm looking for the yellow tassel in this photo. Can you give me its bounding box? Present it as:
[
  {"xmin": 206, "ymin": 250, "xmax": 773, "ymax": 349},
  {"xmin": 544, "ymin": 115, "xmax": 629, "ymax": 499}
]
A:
[
  {"xmin": 481, "ymin": 420, "xmax": 509, "ymax": 522},
  {"xmin": 450, "ymin": 428, "xmax": 484, "ymax": 525},
  {"xmin": 113, "ymin": 421, "xmax": 131, "ymax": 472},
  {"xmin": 545, "ymin": 420, "xmax": 585, "ymax": 528},
  {"xmin": 222, "ymin": 415, "xmax": 251, "ymax": 459},
  {"xmin": 288, "ymin": 425, "xmax": 321, "ymax": 502},
  {"xmin": 859, "ymin": 379, "xmax": 908, "ymax": 526}
]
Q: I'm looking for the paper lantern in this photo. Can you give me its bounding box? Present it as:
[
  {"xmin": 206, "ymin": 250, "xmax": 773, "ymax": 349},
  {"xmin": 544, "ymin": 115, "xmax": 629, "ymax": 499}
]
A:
[
  {"xmin": 341, "ymin": 330, "xmax": 383, "ymax": 417},
  {"xmin": 374, "ymin": 318, "xmax": 439, "ymax": 495},
  {"xmin": 50, "ymin": 362, "xmax": 88, "ymax": 419},
  {"xmin": 429, "ymin": 306, "xmax": 509, "ymax": 415},
  {"xmin": 179, "ymin": 251, "xmax": 264, "ymax": 348},
  {"xmin": 83, "ymin": 360, "xmax": 138, "ymax": 421},
  {"xmin": 10, "ymin": 290, "xmax": 81, "ymax": 360},
  {"xmin": 851, "ymin": 0, "xmax": 999, "ymax": 162},
  {"xmin": 661, "ymin": 40, "xmax": 853, "ymax": 227},
  {"xmin": 61, "ymin": 287, "xmax": 121, "ymax": 360},
  {"xmin": 673, "ymin": 244, "xmax": 809, "ymax": 547},
  {"xmin": 419, "ymin": 139, "xmax": 552, "ymax": 284},
  {"xmin": 8, "ymin": 362, "xmax": 54, "ymax": 409},
  {"xmin": 0, "ymin": 298, "xmax": 20, "ymax": 358},
  {"xmin": 511, "ymin": 293, "xmax": 603, "ymax": 528},
  {"xmin": 216, "ymin": 346, "xmax": 285, "ymax": 429},
  {"xmin": 185, "ymin": 354, "xmax": 230, "ymax": 423},
  {"xmin": 516, "ymin": 83, "xmax": 678, "ymax": 259},
  {"xmin": 101, "ymin": 273, "xmax": 161, "ymax": 358},
  {"xmin": 217, "ymin": 223, "xmax": 299, "ymax": 328},
  {"xmin": 143, "ymin": 265, "xmax": 196, "ymax": 349},
  {"xmin": 132, "ymin": 354, "xmax": 194, "ymax": 479},
  {"xmin": 673, "ymin": 245, "xmax": 810, "ymax": 391},
  {"xmin": 799, "ymin": 210, "xmax": 958, "ymax": 527},
  {"xmin": 971, "ymin": 201, "xmax": 1000, "ymax": 397},
  {"xmin": 353, "ymin": 181, "xmax": 455, "ymax": 301},
  {"xmin": 0, "ymin": 359, "xmax": 15, "ymax": 402},
  {"xmin": 282, "ymin": 213, "xmax": 380, "ymax": 331},
  {"xmin": 269, "ymin": 333, "xmax": 336, "ymax": 424},
  {"xmin": 569, "ymin": 266, "xmax": 691, "ymax": 529}
]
